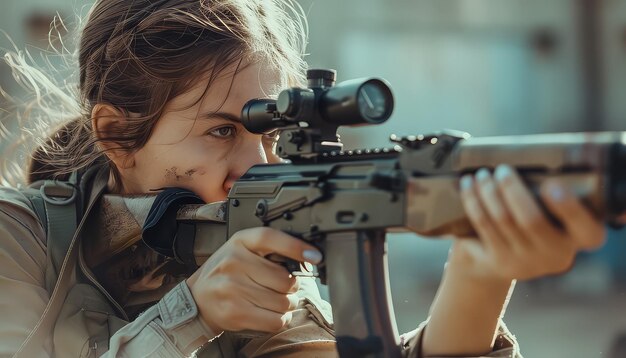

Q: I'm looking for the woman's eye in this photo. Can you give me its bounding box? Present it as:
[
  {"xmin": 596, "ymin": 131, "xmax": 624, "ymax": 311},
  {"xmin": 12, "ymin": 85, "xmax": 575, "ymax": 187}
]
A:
[{"xmin": 208, "ymin": 126, "xmax": 236, "ymax": 138}]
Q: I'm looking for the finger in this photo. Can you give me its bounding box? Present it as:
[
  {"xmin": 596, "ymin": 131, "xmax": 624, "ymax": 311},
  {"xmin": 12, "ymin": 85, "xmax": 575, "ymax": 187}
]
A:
[
  {"xmin": 239, "ymin": 248, "xmax": 300, "ymax": 294},
  {"xmin": 460, "ymin": 174, "xmax": 507, "ymax": 256},
  {"xmin": 237, "ymin": 227, "xmax": 323, "ymax": 264},
  {"xmin": 494, "ymin": 165, "xmax": 563, "ymax": 248},
  {"xmin": 474, "ymin": 168, "xmax": 529, "ymax": 251},
  {"xmin": 540, "ymin": 180, "xmax": 606, "ymax": 250},
  {"xmin": 242, "ymin": 286, "xmax": 300, "ymax": 314}
]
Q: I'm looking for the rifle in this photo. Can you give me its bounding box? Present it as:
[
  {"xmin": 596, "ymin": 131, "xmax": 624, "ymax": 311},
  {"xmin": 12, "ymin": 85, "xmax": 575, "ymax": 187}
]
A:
[{"xmin": 141, "ymin": 69, "xmax": 626, "ymax": 358}]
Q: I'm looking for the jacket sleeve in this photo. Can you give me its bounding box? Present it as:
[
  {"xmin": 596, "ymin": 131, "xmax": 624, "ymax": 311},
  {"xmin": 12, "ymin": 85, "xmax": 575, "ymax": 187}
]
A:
[
  {"xmin": 0, "ymin": 199, "xmax": 51, "ymax": 356},
  {"xmin": 103, "ymin": 281, "xmax": 220, "ymax": 357},
  {"xmin": 401, "ymin": 319, "xmax": 522, "ymax": 358},
  {"xmin": 104, "ymin": 277, "xmax": 337, "ymax": 358}
]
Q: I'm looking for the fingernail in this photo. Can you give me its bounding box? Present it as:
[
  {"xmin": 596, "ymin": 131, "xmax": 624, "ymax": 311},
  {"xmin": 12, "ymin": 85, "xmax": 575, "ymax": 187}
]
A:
[
  {"xmin": 549, "ymin": 184, "xmax": 565, "ymax": 202},
  {"xmin": 303, "ymin": 249, "xmax": 322, "ymax": 264},
  {"xmin": 460, "ymin": 175, "xmax": 473, "ymax": 191},
  {"xmin": 476, "ymin": 168, "xmax": 490, "ymax": 182},
  {"xmin": 494, "ymin": 165, "xmax": 513, "ymax": 183}
]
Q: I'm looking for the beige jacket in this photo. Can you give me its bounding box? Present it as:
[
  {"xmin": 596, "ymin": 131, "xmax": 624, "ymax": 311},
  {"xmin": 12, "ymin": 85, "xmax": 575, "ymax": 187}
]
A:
[{"xmin": 0, "ymin": 168, "xmax": 522, "ymax": 357}]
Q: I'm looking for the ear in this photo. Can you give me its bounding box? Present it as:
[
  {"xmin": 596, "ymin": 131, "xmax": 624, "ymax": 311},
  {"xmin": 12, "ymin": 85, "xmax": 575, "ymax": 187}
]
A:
[{"xmin": 91, "ymin": 104, "xmax": 135, "ymax": 169}]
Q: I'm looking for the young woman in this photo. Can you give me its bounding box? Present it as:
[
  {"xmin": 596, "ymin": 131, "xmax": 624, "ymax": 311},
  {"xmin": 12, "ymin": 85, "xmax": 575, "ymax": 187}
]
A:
[{"xmin": 0, "ymin": 0, "xmax": 606, "ymax": 357}]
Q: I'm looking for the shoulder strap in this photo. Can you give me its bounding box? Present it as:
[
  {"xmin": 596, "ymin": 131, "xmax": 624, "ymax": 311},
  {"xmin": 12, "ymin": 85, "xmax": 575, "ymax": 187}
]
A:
[
  {"xmin": 22, "ymin": 172, "xmax": 80, "ymax": 291},
  {"xmin": 13, "ymin": 167, "xmax": 108, "ymax": 358}
]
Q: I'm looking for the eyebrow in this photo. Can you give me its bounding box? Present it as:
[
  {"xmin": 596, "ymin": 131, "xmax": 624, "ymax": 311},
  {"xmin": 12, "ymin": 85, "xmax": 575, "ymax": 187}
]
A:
[{"xmin": 203, "ymin": 111, "xmax": 241, "ymax": 123}]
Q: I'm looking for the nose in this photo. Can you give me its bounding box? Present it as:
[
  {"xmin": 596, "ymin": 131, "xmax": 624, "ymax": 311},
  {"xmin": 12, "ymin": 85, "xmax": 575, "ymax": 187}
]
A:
[{"xmin": 223, "ymin": 134, "xmax": 268, "ymax": 194}]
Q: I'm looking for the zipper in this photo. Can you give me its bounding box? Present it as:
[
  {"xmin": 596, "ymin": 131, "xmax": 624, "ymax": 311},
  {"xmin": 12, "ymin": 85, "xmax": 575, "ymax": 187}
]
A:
[
  {"xmin": 78, "ymin": 239, "xmax": 129, "ymax": 321},
  {"xmin": 73, "ymin": 169, "xmax": 129, "ymax": 321}
]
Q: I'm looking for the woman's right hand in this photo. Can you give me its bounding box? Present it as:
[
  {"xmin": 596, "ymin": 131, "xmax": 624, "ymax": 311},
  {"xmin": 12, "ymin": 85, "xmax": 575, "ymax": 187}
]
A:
[{"xmin": 185, "ymin": 227, "xmax": 322, "ymax": 334}]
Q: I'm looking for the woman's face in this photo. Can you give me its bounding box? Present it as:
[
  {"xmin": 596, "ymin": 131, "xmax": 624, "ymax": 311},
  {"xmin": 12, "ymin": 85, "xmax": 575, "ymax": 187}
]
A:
[{"xmin": 119, "ymin": 62, "xmax": 285, "ymax": 203}]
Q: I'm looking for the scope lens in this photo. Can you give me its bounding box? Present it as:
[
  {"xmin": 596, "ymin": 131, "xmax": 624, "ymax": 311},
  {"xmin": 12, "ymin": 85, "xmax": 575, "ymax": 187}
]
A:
[
  {"xmin": 357, "ymin": 81, "xmax": 392, "ymax": 123},
  {"xmin": 320, "ymin": 78, "xmax": 394, "ymax": 126}
]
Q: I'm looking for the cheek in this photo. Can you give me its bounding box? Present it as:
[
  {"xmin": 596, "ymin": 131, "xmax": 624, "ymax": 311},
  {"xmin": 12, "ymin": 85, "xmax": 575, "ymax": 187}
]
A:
[
  {"xmin": 184, "ymin": 166, "xmax": 231, "ymax": 203},
  {"xmin": 155, "ymin": 141, "xmax": 231, "ymax": 200}
]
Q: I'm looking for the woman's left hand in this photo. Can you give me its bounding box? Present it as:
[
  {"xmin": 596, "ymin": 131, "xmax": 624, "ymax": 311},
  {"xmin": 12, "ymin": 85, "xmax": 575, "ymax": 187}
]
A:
[
  {"xmin": 422, "ymin": 164, "xmax": 606, "ymax": 357},
  {"xmin": 451, "ymin": 164, "xmax": 607, "ymax": 281}
]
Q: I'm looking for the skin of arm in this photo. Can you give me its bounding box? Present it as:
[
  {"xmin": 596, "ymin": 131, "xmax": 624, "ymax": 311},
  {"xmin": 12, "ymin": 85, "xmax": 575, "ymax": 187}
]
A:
[
  {"xmin": 423, "ymin": 257, "xmax": 513, "ymax": 356},
  {"xmin": 421, "ymin": 165, "xmax": 606, "ymax": 356}
]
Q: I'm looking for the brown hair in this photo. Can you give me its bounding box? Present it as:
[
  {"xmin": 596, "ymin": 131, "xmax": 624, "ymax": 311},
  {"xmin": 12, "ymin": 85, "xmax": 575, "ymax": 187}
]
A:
[{"xmin": 3, "ymin": 0, "xmax": 308, "ymax": 187}]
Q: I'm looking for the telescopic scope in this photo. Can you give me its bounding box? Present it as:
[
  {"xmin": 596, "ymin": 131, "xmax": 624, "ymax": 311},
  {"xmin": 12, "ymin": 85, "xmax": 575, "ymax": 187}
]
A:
[{"xmin": 241, "ymin": 69, "xmax": 394, "ymax": 134}]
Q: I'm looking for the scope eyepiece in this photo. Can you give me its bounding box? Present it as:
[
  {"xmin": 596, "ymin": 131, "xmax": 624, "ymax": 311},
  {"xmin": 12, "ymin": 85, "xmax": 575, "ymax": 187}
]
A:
[{"xmin": 241, "ymin": 98, "xmax": 290, "ymax": 134}]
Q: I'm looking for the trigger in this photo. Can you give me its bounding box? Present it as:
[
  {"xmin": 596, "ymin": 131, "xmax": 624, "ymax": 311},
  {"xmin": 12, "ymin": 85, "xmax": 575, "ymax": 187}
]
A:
[{"xmin": 265, "ymin": 254, "xmax": 318, "ymax": 277}]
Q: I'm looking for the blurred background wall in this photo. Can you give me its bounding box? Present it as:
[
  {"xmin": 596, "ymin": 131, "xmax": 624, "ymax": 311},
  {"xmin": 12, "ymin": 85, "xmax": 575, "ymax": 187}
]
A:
[{"xmin": 1, "ymin": 1, "xmax": 625, "ymax": 357}]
